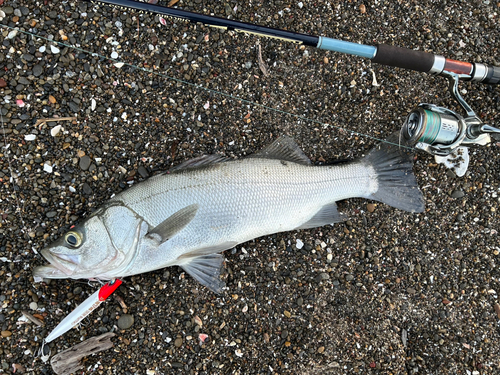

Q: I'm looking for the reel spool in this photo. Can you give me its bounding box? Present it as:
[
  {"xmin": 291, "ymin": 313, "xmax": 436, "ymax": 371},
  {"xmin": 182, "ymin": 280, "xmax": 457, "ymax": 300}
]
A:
[{"xmin": 401, "ymin": 104, "xmax": 467, "ymax": 156}]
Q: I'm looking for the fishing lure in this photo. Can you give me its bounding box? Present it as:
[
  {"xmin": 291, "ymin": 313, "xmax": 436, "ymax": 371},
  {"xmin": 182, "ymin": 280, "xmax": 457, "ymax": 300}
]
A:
[{"xmin": 44, "ymin": 280, "xmax": 122, "ymax": 343}]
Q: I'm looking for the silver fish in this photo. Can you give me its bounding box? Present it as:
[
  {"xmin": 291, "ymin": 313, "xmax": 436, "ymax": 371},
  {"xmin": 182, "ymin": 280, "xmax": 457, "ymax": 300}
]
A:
[{"xmin": 33, "ymin": 135, "xmax": 424, "ymax": 292}]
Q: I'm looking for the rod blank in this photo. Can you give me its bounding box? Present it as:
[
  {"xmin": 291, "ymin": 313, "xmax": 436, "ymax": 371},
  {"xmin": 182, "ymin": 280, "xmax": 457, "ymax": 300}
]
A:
[{"xmin": 85, "ymin": 0, "xmax": 500, "ymax": 84}]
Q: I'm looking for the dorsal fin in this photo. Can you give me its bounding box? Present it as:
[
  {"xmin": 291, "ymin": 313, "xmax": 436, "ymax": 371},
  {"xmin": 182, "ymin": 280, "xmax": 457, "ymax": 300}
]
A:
[
  {"xmin": 169, "ymin": 154, "xmax": 230, "ymax": 173},
  {"xmin": 250, "ymin": 136, "xmax": 311, "ymax": 165}
]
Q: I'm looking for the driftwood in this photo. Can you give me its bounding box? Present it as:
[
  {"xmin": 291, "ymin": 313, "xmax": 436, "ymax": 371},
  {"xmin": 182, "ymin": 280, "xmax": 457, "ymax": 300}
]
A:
[
  {"xmin": 21, "ymin": 310, "xmax": 45, "ymax": 327},
  {"xmin": 257, "ymin": 44, "xmax": 269, "ymax": 77},
  {"xmin": 50, "ymin": 333, "xmax": 115, "ymax": 375},
  {"xmin": 34, "ymin": 116, "xmax": 76, "ymax": 127}
]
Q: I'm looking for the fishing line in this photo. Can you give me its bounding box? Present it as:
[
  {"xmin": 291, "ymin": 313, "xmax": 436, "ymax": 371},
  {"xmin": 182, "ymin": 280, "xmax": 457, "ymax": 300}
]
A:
[
  {"xmin": 0, "ymin": 22, "xmax": 413, "ymax": 149},
  {"xmin": 0, "ymin": 110, "xmax": 27, "ymax": 232}
]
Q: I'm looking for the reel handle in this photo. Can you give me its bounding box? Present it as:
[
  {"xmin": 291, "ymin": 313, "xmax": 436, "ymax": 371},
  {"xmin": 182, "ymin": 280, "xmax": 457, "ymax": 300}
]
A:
[{"xmin": 372, "ymin": 44, "xmax": 500, "ymax": 84}]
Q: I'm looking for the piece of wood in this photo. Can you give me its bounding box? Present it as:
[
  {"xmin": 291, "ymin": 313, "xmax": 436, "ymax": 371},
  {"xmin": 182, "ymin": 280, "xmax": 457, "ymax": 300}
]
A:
[
  {"xmin": 51, "ymin": 333, "xmax": 115, "ymax": 375},
  {"xmin": 34, "ymin": 116, "xmax": 77, "ymax": 127},
  {"xmin": 257, "ymin": 44, "xmax": 269, "ymax": 77},
  {"xmin": 21, "ymin": 310, "xmax": 45, "ymax": 327}
]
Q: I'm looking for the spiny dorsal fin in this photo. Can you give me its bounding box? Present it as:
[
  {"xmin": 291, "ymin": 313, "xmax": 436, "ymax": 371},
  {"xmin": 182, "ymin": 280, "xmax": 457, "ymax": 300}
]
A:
[
  {"xmin": 250, "ymin": 136, "xmax": 311, "ymax": 165},
  {"xmin": 169, "ymin": 154, "xmax": 230, "ymax": 173}
]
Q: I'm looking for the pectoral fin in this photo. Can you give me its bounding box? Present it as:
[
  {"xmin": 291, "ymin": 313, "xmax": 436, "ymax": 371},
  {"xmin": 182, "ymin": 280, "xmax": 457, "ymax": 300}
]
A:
[{"xmin": 148, "ymin": 204, "xmax": 199, "ymax": 244}]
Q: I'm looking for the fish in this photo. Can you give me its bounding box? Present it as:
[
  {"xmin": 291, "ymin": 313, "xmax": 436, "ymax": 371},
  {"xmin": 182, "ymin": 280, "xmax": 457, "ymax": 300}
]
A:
[{"xmin": 33, "ymin": 134, "xmax": 424, "ymax": 292}]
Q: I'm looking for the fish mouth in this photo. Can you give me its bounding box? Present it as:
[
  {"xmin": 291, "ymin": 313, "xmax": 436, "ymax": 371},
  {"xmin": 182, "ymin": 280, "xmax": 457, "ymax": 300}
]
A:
[{"xmin": 32, "ymin": 249, "xmax": 78, "ymax": 282}]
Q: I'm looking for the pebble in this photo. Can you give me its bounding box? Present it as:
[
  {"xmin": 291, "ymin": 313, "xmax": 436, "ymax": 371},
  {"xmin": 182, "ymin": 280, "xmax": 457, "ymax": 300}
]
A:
[
  {"xmin": 79, "ymin": 155, "xmax": 91, "ymax": 171},
  {"xmin": 138, "ymin": 166, "xmax": 149, "ymax": 178},
  {"xmin": 117, "ymin": 314, "xmax": 134, "ymax": 330},
  {"xmin": 50, "ymin": 45, "xmax": 60, "ymax": 54},
  {"xmin": 7, "ymin": 30, "xmax": 18, "ymax": 39},
  {"xmin": 29, "ymin": 302, "xmax": 38, "ymax": 310},
  {"xmin": 32, "ymin": 64, "xmax": 43, "ymax": 76},
  {"xmin": 51, "ymin": 125, "xmax": 62, "ymax": 136},
  {"xmin": 45, "ymin": 211, "xmax": 57, "ymax": 218},
  {"xmin": 316, "ymin": 272, "xmax": 330, "ymax": 282},
  {"xmin": 174, "ymin": 337, "xmax": 183, "ymax": 347},
  {"xmin": 24, "ymin": 134, "xmax": 36, "ymax": 141},
  {"xmin": 82, "ymin": 183, "xmax": 93, "ymax": 195},
  {"xmin": 367, "ymin": 203, "xmax": 375, "ymax": 212},
  {"xmin": 3, "ymin": 6, "xmax": 14, "ymax": 15},
  {"xmin": 445, "ymin": 169, "xmax": 456, "ymax": 178},
  {"xmin": 451, "ymin": 190, "xmax": 465, "ymax": 198},
  {"xmin": 1, "ymin": 331, "xmax": 11, "ymax": 338},
  {"xmin": 68, "ymin": 101, "xmax": 80, "ymax": 112},
  {"xmin": 494, "ymin": 303, "xmax": 500, "ymax": 319}
]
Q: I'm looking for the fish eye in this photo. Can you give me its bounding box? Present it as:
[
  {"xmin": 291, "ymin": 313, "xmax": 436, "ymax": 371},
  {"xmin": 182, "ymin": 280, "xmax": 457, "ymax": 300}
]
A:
[{"xmin": 64, "ymin": 231, "xmax": 82, "ymax": 248}]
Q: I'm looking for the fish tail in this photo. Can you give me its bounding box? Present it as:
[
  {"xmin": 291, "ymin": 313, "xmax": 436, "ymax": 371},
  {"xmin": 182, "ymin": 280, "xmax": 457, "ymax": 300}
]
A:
[{"xmin": 363, "ymin": 133, "xmax": 425, "ymax": 213}]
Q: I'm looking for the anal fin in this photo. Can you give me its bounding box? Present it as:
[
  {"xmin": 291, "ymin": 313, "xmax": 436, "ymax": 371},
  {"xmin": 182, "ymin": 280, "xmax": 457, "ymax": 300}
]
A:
[
  {"xmin": 179, "ymin": 254, "xmax": 226, "ymax": 293},
  {"xmin": 295, "ymin": 202, "xmax": 346, "ymax": 230}
]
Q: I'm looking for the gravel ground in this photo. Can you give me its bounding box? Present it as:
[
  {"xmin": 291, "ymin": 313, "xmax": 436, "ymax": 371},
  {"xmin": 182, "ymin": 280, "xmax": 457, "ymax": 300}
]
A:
[{"xmin": 1, "ymin": 0, "xmax": 500, "ymax": 374}]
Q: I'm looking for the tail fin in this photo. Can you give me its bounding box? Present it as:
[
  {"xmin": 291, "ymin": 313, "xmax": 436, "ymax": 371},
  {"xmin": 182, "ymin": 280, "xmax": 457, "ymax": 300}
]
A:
[{"xmin": 363, "ymin": 133, "xmax": 424, "ymax": 213}]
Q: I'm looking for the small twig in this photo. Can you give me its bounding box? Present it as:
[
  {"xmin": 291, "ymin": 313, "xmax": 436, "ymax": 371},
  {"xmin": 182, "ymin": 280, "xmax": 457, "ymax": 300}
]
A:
[
  {"xmin": 257, "ymin": 43, "xmax": 269, "ymax": 77},
  {"xmin": 22, "ymin": 310, "xmax": 45, "ymax": 327},
  {"xmin": 34, "ymin": 116, "xmax": 76, "ymax": 127},
  {"xmin": 167, "ymin": 0, "xmax": 179, "ymax": 6},
  {"xmin": 113, "ymin": 294, "xmax": 128, "ymax": 313}
]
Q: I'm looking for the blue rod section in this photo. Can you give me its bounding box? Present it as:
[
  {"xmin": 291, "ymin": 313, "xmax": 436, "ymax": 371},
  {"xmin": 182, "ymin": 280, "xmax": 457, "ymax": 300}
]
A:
[{"xmin": 317, "ymin": 36, "xmax": 377, "ymax": 59}]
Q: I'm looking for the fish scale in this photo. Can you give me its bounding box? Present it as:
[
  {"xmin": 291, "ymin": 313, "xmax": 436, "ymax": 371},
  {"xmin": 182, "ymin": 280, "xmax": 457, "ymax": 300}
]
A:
[{"xmin": 34, "ymin": 135, "xmax": 424, "ymax": 292}]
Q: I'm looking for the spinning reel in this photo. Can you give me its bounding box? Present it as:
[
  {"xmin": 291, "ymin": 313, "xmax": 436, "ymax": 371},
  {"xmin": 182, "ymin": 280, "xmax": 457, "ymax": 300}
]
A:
[{"xmin": 401, "ymin": 73, "xmax": 500, "ymax": 175}]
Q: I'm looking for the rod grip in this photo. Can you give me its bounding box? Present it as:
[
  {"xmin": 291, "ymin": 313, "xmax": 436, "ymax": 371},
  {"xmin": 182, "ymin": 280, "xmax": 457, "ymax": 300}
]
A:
[
  {"xmin": 372, "ymin": 43, "xmax": 435, "ymax": 73},
  {"xmin": 483, "ymin": 64, "xmax": 500, "ymax": 84}
]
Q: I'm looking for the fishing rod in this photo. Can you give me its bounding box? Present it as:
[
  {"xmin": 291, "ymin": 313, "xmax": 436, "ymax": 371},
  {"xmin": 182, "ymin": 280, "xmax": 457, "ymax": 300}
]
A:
[
  {"xmin": 86, "ymin": 0, "xmax": 499, "ymax": 83},
  {"xmin": 86, "ymin": 0, "xmax": 500, "ymax": 170}
]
